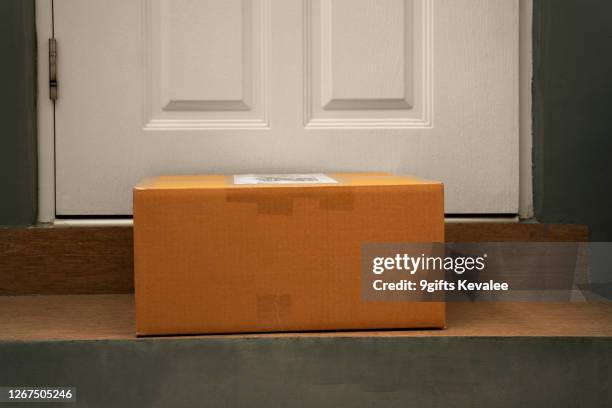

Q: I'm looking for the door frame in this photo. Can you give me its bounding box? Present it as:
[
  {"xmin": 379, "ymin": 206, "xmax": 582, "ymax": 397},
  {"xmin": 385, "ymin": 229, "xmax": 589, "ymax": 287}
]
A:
[
  {"xmin": 36, "ymin": 0, "xmax": 54, "ymax": 223},
  {"xmin": 36, "ymin": 0, "xmax": 534, "ymax": 224}
]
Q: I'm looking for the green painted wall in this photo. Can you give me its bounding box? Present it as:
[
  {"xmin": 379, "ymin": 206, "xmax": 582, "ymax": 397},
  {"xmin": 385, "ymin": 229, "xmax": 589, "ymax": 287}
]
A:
[
  {"xmin": 0, "ymin": 0, "xmax": 37, "ymax": 226},
  {"xmin": 533, "ymin": 0, "xmax": 612, "ymax": 240}
]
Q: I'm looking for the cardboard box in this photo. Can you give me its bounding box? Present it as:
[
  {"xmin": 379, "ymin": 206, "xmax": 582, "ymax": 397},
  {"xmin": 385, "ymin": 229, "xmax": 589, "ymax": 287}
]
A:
[{"xmin": 134, "ymin": 173, "xmax": 445, "ymax": 335}]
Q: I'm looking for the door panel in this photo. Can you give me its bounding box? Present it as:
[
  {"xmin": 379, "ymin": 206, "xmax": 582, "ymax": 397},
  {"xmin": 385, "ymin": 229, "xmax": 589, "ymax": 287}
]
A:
[
  {"xmin": 54, "ymin": 0, "xmax": 519, "ymax": 215},
  {"xmin": 146, "ymin": 0, "xmax": 269, "ymax": 127},
  {"xmin": 306, "ymin": 0, "xmax": 430, "ymax": 126}
]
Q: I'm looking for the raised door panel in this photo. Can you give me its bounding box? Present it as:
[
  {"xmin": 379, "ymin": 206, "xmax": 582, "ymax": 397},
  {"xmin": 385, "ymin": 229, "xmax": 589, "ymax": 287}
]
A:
[
  {"xmin": 144, "ymin": 0, "xmax": 270, "ymax": 129},
  {"xmin": 305, "ymin": 0, "xmax": 432, "ymax": 128}
]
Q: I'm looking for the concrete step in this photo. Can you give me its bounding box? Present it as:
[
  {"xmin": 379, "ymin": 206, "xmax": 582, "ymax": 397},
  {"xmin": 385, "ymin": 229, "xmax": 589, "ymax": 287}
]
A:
[{"xmin": 0, "ymin": 295, "xmax": 610, "ymax": 407}]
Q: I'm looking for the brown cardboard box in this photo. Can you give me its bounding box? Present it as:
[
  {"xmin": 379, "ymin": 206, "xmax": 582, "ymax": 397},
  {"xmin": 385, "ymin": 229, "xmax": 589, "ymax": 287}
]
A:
[{"xmin": 134, "ymin": 173, "xmax": 445, "ymax": 335}]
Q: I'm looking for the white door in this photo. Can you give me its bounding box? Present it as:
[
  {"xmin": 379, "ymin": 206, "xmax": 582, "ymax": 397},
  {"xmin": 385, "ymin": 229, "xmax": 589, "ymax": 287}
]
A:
[{"xmin": 53, "ymin": 0, "xmax": 518, "ymax": 215}]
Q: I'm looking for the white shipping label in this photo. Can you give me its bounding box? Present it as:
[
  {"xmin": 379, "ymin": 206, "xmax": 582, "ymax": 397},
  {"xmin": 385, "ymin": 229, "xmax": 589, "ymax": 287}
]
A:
[{"xmin": 233, "ymin": 174, "xmax": 339, "ymax": 185}]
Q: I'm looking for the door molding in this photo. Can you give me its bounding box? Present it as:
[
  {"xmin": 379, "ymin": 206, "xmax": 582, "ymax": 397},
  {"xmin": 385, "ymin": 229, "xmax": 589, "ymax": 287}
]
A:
[
  {"xmin": 36, "ymin": 0, "xmax": 55, "ymax": 223},
  {"xmin": 519, "ymin": 0, "xmax": 534, "ymax": 219}
]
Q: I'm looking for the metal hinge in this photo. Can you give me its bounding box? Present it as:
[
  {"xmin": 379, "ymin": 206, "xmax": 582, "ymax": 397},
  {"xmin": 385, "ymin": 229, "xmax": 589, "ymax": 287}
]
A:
[{"xmin": 49, "ymin": 38, "xmax": 58, "ymax": 101}]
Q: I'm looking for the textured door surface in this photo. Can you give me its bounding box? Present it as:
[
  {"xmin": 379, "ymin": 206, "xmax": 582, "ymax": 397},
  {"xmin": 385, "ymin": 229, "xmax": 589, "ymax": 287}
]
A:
[{"xmin": 54, "ymin": 0, "xmax": 519, "ymax": 215}]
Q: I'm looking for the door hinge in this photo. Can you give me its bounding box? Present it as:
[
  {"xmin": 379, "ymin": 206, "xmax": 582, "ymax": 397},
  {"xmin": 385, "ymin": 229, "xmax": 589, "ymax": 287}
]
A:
[{"xmin": 49, "ymin": 38, "xmax": 58, "ymax": 101}]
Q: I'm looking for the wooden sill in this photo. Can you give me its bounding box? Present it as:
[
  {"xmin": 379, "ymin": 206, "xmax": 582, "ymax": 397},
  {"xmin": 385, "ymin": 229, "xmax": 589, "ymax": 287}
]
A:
[
  {"xmin": 0, "ymin": 294, "xmax": 610, "ymax": 341},
  {"xmin": 0, "ymin": 223, "xmax": 589, "ymax": 295}
]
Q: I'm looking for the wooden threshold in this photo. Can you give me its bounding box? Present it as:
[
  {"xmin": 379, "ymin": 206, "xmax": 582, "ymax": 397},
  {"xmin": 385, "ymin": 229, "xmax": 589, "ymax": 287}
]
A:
[
  {"xmin": 0, "ymin": 223, "xmax": 589, "ymax": 295},
  {"xmin": 0, "ymin": 294, "xmax": 609, "ymax": 341}
]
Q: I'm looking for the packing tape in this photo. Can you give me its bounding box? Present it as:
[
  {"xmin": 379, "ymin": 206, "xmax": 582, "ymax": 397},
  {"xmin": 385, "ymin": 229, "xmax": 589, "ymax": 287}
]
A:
[
  {"xmin": 256, "ymin": 294, "xmax": 292, "ymax": 325},
  {"xmin": 225, "ymin": 189, "xmax": 355, "ymax": 216}
]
